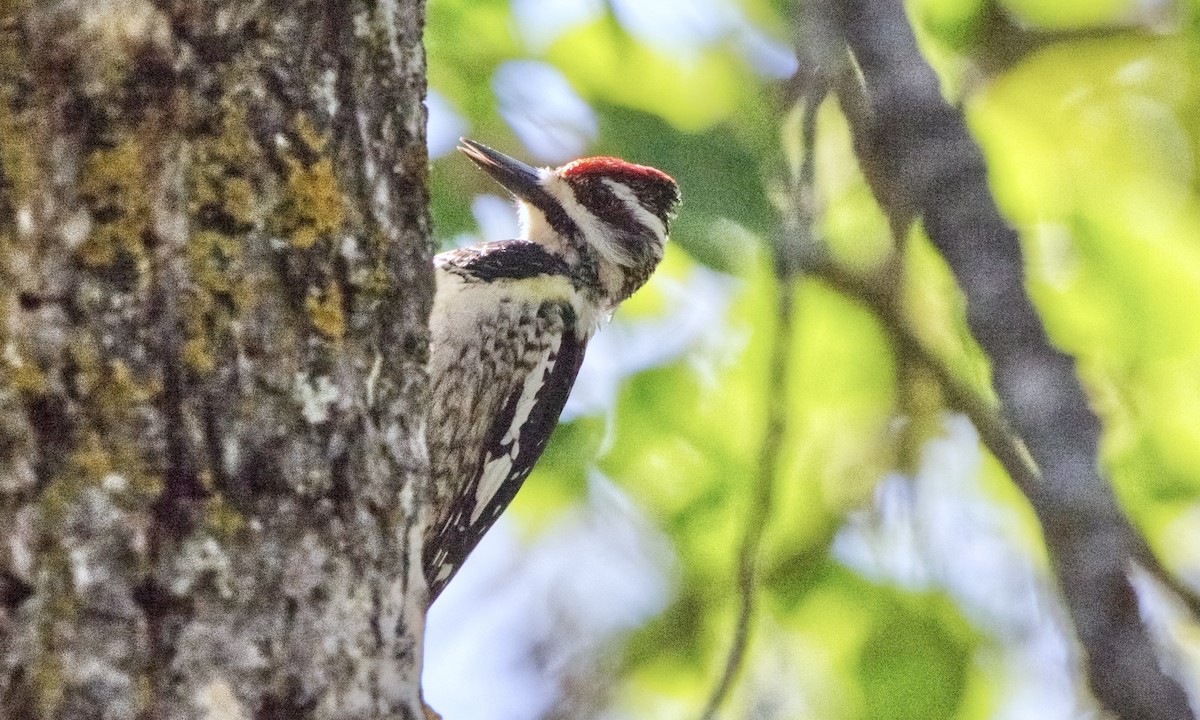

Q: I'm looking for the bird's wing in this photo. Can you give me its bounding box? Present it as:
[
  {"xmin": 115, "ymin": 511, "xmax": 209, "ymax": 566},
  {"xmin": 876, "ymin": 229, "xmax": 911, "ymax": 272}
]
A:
[{"xmin": 424, "ymin": 246, "xmax": 588, "ymax": 599}]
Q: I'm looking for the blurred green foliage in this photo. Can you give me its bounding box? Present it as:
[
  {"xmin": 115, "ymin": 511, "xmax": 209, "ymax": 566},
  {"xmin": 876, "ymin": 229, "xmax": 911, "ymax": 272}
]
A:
[{"xmin": 425, "ymin": 0, "xmax": 1200, "ymax": 716}]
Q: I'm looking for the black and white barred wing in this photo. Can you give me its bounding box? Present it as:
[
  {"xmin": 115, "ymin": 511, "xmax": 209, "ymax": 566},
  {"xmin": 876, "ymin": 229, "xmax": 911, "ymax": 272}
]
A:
[{"xmin": 424, "ymin": 243, "xmax": 588, "ymax": 598}]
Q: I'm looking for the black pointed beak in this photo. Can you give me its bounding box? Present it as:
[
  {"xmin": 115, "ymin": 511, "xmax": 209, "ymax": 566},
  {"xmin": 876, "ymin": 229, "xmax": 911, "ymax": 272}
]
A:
[{"xmin": 458, "ymin": 138, "xmax": 546, "ymax": 203}]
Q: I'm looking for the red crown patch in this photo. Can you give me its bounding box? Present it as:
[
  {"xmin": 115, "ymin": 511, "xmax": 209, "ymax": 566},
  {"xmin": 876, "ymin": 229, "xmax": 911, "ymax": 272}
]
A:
[{"xmin": 556, "ymin": 156, "xmax": 676, "ymax": 186}]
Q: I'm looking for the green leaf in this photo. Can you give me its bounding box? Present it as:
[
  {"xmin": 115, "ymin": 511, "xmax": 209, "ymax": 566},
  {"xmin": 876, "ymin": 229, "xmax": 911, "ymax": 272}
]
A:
[
  {"xmin": 545, "ymin": 17, "xmax": 747, "ymax": 132},
  {"xmin": 857, "ymin": 584, "xmax": 976, "ymax": 720}
]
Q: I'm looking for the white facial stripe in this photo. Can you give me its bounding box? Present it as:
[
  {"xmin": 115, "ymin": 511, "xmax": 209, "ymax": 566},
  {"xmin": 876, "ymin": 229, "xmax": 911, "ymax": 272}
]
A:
[
  {"xmin": 539, "ymin": 175, "xmax": 634, "ymax": 267},
  {"xmin": 513, "ymin": 168, "xmax": 557, "ymax": 240},
  {"xmin": 601, "ymin": 177, "xmax": 667, "ymax": 243}
]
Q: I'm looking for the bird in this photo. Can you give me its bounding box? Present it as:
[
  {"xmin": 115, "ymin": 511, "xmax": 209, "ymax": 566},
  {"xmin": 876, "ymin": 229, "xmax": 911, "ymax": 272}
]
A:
[{"xmin": 422, "ymin": 138, "xmax": 680, "ymax": 601}]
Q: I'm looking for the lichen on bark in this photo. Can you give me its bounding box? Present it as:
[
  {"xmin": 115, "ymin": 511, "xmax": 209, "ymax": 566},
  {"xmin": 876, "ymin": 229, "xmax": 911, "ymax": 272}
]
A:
[{"xmin": 0, "ymin": 0, "xmax": 434, "ymax": 718}]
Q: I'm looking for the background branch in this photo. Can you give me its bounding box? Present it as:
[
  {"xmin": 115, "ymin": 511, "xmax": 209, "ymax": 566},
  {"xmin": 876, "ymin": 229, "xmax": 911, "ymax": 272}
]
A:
[
  {"xmin": 811, "ymin": 259, "xmax": 1039, "ymax": 495},
  {"xmin": 828, "ymin": 0, "xmax": 1196, "ymax": 716},
  {"xmin": 697, "ymin": 73, "xmax": 826, "ymax": 720}
]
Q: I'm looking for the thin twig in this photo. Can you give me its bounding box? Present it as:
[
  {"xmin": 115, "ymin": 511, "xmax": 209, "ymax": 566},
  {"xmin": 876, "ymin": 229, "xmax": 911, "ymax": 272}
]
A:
[
  {"xmin": 696, "ymin": 81, "xmax": 825, "ymax": 720},
  {"xmin": 694, "ymin": 268, "xmax": 793, "ymax": 720}
]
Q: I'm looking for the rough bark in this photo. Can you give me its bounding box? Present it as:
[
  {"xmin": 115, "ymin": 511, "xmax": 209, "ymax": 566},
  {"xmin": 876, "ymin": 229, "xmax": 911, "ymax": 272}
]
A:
[
  {"xmin": 0, "ymin": 0, "xmax": 433, "ymax": 717},
  {"xmin": 828, "ymin": 0, "xmax": 1195, "ymax": 717}
]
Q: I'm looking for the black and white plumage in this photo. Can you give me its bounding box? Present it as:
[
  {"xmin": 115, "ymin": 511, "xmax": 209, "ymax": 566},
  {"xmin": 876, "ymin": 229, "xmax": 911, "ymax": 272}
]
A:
[{"xmin": 423, "ymin": 139, "xmax": 680, "ymax": 600}]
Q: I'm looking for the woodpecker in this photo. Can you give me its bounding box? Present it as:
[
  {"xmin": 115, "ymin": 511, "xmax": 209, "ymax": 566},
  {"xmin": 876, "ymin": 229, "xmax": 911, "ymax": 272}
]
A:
[{"xmin": 423, "ymin": 139, "xmax": 680, "ymax": 600}]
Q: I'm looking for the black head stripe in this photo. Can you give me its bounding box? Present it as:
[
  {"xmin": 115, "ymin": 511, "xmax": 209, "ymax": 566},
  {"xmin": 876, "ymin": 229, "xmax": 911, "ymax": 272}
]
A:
[
  {"xmin": 576, "ymin": 180, "xmax": 639, "ymax": 232},
  {"xmin": 572, "ymin": 179, "xmax": 667, "ymax": 275},
  {"xmin": 575, "ymin": 174, "xmax": 679, "ymax": 234},
  {"xmin": 528, "ymin": 188, "xmax": 581, "ymax": 242},
  {"xmin": 623, "ymin": 174, "xmax": 680, "ymax": 229}
]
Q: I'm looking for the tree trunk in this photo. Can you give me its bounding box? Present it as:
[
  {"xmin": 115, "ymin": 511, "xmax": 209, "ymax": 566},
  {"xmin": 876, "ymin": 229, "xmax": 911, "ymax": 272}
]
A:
[{"xmin": 0, "ymin": 0, "xmax": 433, "ymax": 717}]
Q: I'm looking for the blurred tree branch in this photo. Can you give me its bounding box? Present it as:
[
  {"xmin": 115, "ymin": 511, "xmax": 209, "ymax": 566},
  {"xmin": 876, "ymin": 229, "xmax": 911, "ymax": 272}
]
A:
[
  {"xmin": 811, "ymin": 257, "xmax": 1040, "ymax": 493},
  {"xmin": 811, "ymin": 0, "xmax": 1198, "ymax": 717}
]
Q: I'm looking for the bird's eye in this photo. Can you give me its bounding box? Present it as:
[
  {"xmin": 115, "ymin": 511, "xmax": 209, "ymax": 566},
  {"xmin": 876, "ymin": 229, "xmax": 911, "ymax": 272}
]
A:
[
  {"xmin": 596, "ymin": 188, "xmax": 622, "ymax": 215},
  {"xmin": 581, "ymin": 180, "xmax": 621, "ymax": 217}
]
